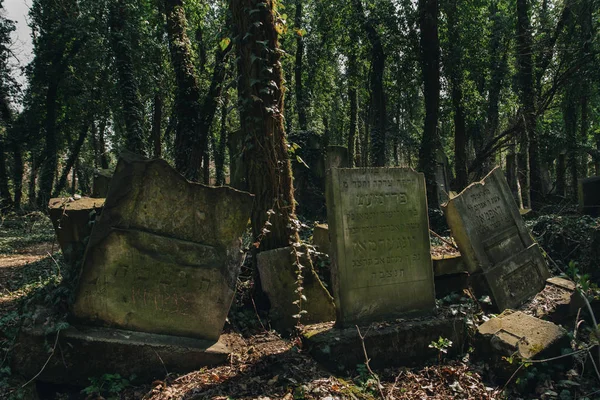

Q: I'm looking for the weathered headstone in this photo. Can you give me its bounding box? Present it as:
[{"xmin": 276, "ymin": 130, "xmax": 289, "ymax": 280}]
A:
[
  {"xmin": 578, "ymin": 176, "xmax": 600, "ymax": 217},
  {"xmin": 92, "ymin": 168, "xmax": 112, "ymax": 198},
  {"xmin": 289, "ymin": 131, "xmax": 326, "ymax": 218},
  {"xmin": 73, "ymin": 152, "xmax": 254, "ymax": 341},
  {"xmin": 48, "ymin": 197, "xmax": 104, "ymax": 264},
  {"xmin": 326, "ymin": 167, "xmax": 435, "ymax": 326},
  {"xmin": 257, "ymin": 246, "xmax": 335, "ymax": 332},
  {"xmin": 326, "ymin": 146, "xmax": 349, "ymax": 172},
  {"xmin": 312, "ymin": 223, "xmax": 330, "ymax": 255},
  {"xmin": 443, "ymin": 167, "xmax": 550, "ymax": 310}
]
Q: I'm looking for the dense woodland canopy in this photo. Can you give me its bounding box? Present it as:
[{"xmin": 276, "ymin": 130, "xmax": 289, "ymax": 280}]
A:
[{"xmin": 0, "ymin": 0, "xmax": 598, "ymax": 228}]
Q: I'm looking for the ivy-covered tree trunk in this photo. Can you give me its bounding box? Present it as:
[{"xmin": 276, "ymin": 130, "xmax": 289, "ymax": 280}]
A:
[
  {"xmin": 165, "ymin": 0, "xmax": 203, "ymax": 180},
  {"xmin": 417, "ymin": 0, "xmax": 440, "ymax": 209},
  {"xmin": 348, "ymin": 37, "xmax": 358, "ymax": 168},
  {"xmin": 230, "ymin": 0, "xmax": 297, "ymax": 251},
  {"xmin": 0, "ymin": 132, "xmax": 10, "ymax": 210},
  {"xmin": 352, "ymin": 0, "xmax": 386, "ymax": 167},
  {"xmin": 215, "ymin": 92, "xmax": 229, "ymax": 186},
  {"xmin": 109, "ymin": 0, "xmax": 146, "ymax": 155},
  {"xmin": 294, "ymin": 0, "xmax": 307, "ymax": 131}
]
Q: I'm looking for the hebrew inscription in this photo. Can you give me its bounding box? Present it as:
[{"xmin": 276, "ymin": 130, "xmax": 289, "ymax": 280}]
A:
[{"xmin": 327, "ymin": 168, "xmax": 435, "ymax": 326}]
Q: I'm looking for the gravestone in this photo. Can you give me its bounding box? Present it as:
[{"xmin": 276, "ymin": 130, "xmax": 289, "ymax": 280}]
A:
[
  {"xmin": 92, "ymin": 168, "xmax": 112, "ymax": 198},
  {"xmin": 257, "ymin": 246, "xmax": 335, "ymax": 333},
  {"xmin": 48, "ymin": 197, "xmax": 104, "ymax": 265},
  {"xmin": 578, "ymin": 176, "xmax": 600, "ymax": 217},
  {"xmin": 326, "ymin": 167, "xmax": 435, "ymax": 326},
  {"xmin": 73, "ymin": 152, "xmax": 254, "ymax": 341},
  {"xmin": 443, "ymin": 167, "xmax": 550, "ymax": 310}
]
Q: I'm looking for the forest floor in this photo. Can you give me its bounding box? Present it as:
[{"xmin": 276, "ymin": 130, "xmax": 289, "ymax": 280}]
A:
[{"xmin": 0, "ymin": 212, "xmax": 599, "ymax": 399}]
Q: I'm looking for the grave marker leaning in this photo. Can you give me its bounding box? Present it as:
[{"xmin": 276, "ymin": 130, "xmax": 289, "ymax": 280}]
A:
[
  {"xmin": 326, "ymin": 167, "xmax": 435, "ymax": 326},
  {"xmin": 443, "ymin": 167, "xmax": 550, "ymax": 310}
]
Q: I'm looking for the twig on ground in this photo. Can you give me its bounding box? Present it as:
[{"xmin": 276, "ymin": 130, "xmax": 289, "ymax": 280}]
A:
[
  {"xmin": 356, "ymin": 325, "xmax": 385, "ymax": 399},
  {"xmin": 429, "ymin": 229, "xmax": 458, "ymax": 250},
  {"xmin": 153, "ymin": 349, "xmax": 168, "ymax": 377},
  {"xmin": 21, "ymin": 330, "xmax": 60, "ymax": 388},
  {"xmin": 250, "ymin": 294, "xmax": 267, "ymax": 332}
]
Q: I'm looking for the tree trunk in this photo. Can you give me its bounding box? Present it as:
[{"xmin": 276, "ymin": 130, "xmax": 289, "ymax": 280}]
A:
[
  {"xmin": 417, "ymin": 0, "xmax": 440, "ymax": 209},
  {"xmin": 348, "ymin": 37, "xmax": 358, "ymax": 168},
  {"xmin": 352, "ymin": 0, "xmax": 386, "ymax": 167},
  {"xmin": 516, "ymin": 0, "xmax": 541, "ymax": 208},
  {"xmin": 556, "ymin": 152, "xmax": 566, "ymax": 197},
  {"xmin": 294, "ymin": 0, "xmax": 307, "ymax": 131},
  {"xmin": 37, "ymin": 80, "xmax": 59, "ymax": 207},
  {"xmin": 215, "ymin": 93, "xmax": 229, "ymax": 186},
  {"xmin": 28, "ymin": 155, "xmax": 39, "ymax": 207},
  {"xmin": 230, "ymin": 0, "xmax": 298, "ymax": 251},
  {"xmin": 11, "ymin": 140, "xmax": 23, "ymax": 209},
  {"xmin": 0, "ymin": 132, "xmax": 11, "ymax": 210},
  {"xmin": 52, "ymin": 120, "xmax": 89, "ymax": 197},
  {"xmin": 506, "ymin": 141, "xmax": 521, "ymax": 206},
  {"xmin": 110, "ymin": 0, "xmax": 146, "ymax": 155},
  {"xmin": 564, "ymin": 95, "xmax": 578, "ymax": 200},
  {"xmin": 445, "ymin": 0, "xmax": 467, "ymax": 191},
  {"xmin": 152, "ymin": 94, "xmax": 163, "ymax": 159}
]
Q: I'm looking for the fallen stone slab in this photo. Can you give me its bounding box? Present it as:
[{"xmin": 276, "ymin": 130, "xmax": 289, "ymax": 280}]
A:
[
  {"xmin": 476, "ymin": 311, "xmax": 569, "ymax": 380},
  {"xmin": 48, "ymin": 197, "xmax": 105, "ymax": 265},
  {"xmin": 12, "ymin": 324, "xmax": 233, "ymax": 386},
  {"xmin": 302, "ymin": 311, "xmax": 467, "ymax": 372},
  {"xmin": 520, "ymin": 277, "xmax": 586, "ymax": 324},
  {"xmin": 257, "ymin": 246, "xmax": 335, "ymax": 333}
]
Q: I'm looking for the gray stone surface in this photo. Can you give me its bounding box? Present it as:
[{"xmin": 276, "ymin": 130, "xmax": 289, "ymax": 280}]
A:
[
  {"xmin": 477, "ymin": 311, "xmax": 568, "ymax": 361},
  {"xmin": 326, "ymin": 168, "xmax": 435, "ymax": 326},
  {"xmin": 12, "ymin": 325, "xmax": 232, "ymax": 385},
  {"xmin": 73, "ymin": 152, "xmax": 254, "ymax": 340},
  {"xmin": 312, "ymin": 223, "xmax": 330, "ymax": 255},
  {"xmin": 257, "ymin": 246, "xmax": 336, "ymax": 333},
  {"xmin": 92, "ymin": 168, "xmax": 112, "ymax": 198},
  {"xmin": 302, "ymin": 311, "xmax": 466, "ymax": 371},
  {"xmin": 443, "ymin": 167, "xmax": 550, "ymax": 310},
  {"xmin": 48, "ymin": 197, "xmax": 105, "ymax": 265}
]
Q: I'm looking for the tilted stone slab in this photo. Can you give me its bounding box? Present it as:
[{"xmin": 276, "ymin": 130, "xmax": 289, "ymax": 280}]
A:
[
  {"xmin": 257, "ymin": 246, "xmax": 335, "ymax": 333},
  {"xmin": 73, "ymin": 152, "xmax": 253, "ymax": 341},
  {"xmin": 443, "ymin": 167, "xmax": 550, "ymax": 310},
  {"xmin": 48, "ymin": 197, "xmax": 105, "ymax": 264},
  {"xmin": 326, "ymin": 168, "xmax": 435, "ymax": 326}
]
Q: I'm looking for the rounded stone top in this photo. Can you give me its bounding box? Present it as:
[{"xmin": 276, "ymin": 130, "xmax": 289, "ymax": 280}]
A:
[{"xmin": 48, "ymin": 197, "xmax": 106, "ymax": 211}]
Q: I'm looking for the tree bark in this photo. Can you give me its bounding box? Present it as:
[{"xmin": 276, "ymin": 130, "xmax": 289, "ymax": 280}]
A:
[
  {"xmin": 294, "ymin": 0, "xmax": 307, "ymax": 131},
  {"xmin": 165, "ymin": 0, "xmax": 203, "ymax": 180},
  {"xmin": 516, "ymin": 0, "xmax": 541, "ymax": 208},
  {"xmin": 352, "ymin": 0, "xmax": 386, "ymax": 167},
  {"xmin": 445, "ymin": 0, "xmax": 467, "ymax": 191},
  {"xmin": 556, "ymin": 152, "xmax": 566, "ymax": 197},
  {"xmin": 110, "ymin": 0, "xmax": 146, "ymax": 155},
  {"xmin": 215, "ymin": 92, "xmax": 228, "ymax": 186},
  {"xmin": 230, "ymin": 0, "xmax": 298, "ymax": 250},
  {"xmin": 52, "ymin": 119, "xmax": 89, "ymax": 197},
  {"xmin": 0, "ymin": 97, "xmax": 12, "ymax": 210},
  {"xmin": 418, "ymin": 0, "xmax": 440, "ymax": 209},
  {"xmin": 348, "ymin": 34, "xmax": 358, "ymax": 168},
  {"xmin": 37, "ymin": 80, "xmax": 60, "ymax": 207},
  {"xmin": 564, "ymin": 94, "xmax": 578, "ymax": 200},
  {"xmin": 11, "ymin": 139, "xmax": 23, "ymax": 209},
  {"xmin": 152, "ymin": 94, "xmax": 163, "ymax": 159}
]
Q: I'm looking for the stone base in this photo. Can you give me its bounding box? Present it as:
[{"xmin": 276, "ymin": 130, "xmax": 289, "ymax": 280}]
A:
[
  {"xmin": 301, "ymin": 313, "xmax": 466, "ymax": 372},
  {"xmin": 12, "ymin": 325, "xmax": 231, "ymax": 385}
]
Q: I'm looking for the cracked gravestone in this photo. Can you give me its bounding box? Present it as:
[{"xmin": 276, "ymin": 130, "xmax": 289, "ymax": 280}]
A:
[
  {"xmin": 73, "ymin": 152, "xmax": 254, "ymax": 341},
  {"xmin": 443, "ymin": 167, "xmax": 550, "ymax": 311},
  {"xmin": 326, "ymin": 167, "xmax": 435, "ymax": 326}
]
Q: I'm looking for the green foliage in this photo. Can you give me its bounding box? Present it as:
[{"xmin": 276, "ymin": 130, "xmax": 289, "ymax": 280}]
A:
[{"xmin": 82, "ymin": 373, "xmax": 134, "ymax": 399}]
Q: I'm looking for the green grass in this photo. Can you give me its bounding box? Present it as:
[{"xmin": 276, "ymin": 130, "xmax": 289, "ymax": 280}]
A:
[{"xmin": 0, "ymin": 212, "xmax": 55, "ymax": 255}]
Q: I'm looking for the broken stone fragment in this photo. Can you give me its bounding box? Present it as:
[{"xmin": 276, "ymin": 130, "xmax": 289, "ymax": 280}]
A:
[
  {"xmin": 48, "ymin": 197, "xmax": 105, "ymax": 265},
  {"xmin": 257, "ymin": 246, "xmax": 336, "ymax": 333},
  {"xmin": 476, "ymin": 311, "xmax": 568, "ymax": 367}
]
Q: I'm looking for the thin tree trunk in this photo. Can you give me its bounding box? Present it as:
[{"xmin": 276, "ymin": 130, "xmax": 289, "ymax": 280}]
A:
[
  {"xmin": 506, "ymin": 140, "xmax": 521, "ymax": 206},
  {"xmin": 11, "ymin": 140, "xmax": 23, "ymax": 209},
  {"xmin": 418, "ymin": 0, "xmax": 440, "ymax": 209},
  {"xmin": 98, "ymin": 119, "xmax": 109, "ymax": 169},
  {"xmin": 556, "ymin": 152, "xmax": 566, "ymax": 197},
  {"xmin": 445, "ymin": 0, "xmax": 467, "ymax": 191},
  {"xmin": 152, "ymin": 94, "xmax": 163, "ymax": 159},
  {"xmin": 564, "ymin": 95, "xmax": 578, "ymax": 200},
  {"xmin": 348, "ymin": 36, "xmax": 358, "ymax": 168},
  {"xmin": 352, "ymin": 0, "xmax": 386, "ymax": 167},
  {"xmin": 37, "ymin": 80, "xmax": 59, "ymax": 207},
  {"xmin": 516, "ymin": 0, "xmax": 540, "ymax": 208},
  {"xmin": 230, "ymin": 0, "xmax": 298, "ymax": 250},
  {"xmin": 215, "ymin": 93, "xmax": 229, "ymax": 186},
  {"xmin": 294, "ymin": 0, "xmax": 307, "ymax": 131},
  {"xmin": 0, "ymin": 133, "xmax": 11, "ymax": 210},
  {"xmin": 52, "ymin": 120, "xmax": 89, "ymax": 198},
  {"xmin": 28, "ymin": 155, "xmax": 39, "ymax": 207},
  {"xmin": 110, "ymin": 0, "xmax": 146, "ymax": 155}
]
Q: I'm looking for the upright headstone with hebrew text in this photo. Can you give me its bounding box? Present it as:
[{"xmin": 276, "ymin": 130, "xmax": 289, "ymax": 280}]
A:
[
  {"xmin": 73, "ymin": 152, "xmax": 253, "ymax": 341},
  {"xmin": 443, "ymin": 167, "xmax": 550, "ymax": 310},
  {"xmin": 326, "ymin": 168, "xmax": 435, "ymax": 326}
]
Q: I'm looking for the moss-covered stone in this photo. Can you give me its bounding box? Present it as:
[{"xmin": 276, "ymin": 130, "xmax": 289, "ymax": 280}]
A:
[
  {"xmin": 73, "ymin": 152, "xmax": 254, "ymax": 341},
  {"xmin": 257, "ymin": 246, "xmax": 335, "ymax": 333},
  {"xmin": 48, "ymin": 197, "xmax": 105, "ymax": 265}
]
